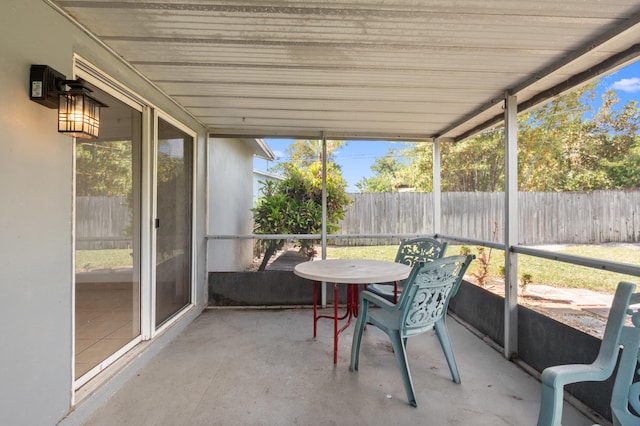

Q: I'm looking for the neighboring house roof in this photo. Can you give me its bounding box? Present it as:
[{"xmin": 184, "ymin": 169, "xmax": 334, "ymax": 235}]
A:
[
  {"xmin": 253, "ymin": 169, "xmax": 285, "ymax": 181},
  {"xmin": 253, "ymin": 169, "xmax": 285, "ymax": 203}
]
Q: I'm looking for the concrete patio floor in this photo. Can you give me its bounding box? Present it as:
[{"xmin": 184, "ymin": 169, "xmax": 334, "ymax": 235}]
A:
[{"xmin": 82, "ymin": 308, "xmax": 596, "ymax": 426}]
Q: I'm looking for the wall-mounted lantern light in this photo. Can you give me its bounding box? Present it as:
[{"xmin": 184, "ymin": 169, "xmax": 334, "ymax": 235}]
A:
[{"xmin": 29, "ymin": 65, "xmax": 107, "ymax": 139}]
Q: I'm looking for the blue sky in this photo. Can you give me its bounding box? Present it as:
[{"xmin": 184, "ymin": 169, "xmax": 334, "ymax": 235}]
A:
[
  {"xmin": 254, "ymin": 60, "xmax": 640, "ymax": 192},
  {"xmin": 255, "ymin": 139, "xmax": 403, "ymax": 192}
]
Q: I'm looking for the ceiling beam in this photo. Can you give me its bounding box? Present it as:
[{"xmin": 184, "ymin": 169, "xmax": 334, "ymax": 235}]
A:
[{"xmin": 208, "ymin": 128, "xmax": 435, "ymax": 142}]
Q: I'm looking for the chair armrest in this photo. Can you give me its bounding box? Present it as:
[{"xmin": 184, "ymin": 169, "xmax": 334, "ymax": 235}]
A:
[
  {"xmin": 540, "ymin": 362, "xmax": 614, "ymax": 388},
  {"xmin": 538, "ymin": 362, "xmax": 616, "ymax": 426},
  {"xmin": 360, "ymin": 290, "xmax": 399, "ymax": 312},
  {"xmin": 367, "ymin": 283, "xmax": 395, "ymax": 297}
]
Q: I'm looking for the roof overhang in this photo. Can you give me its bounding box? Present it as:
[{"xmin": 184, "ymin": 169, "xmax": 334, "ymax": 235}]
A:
[
  {"xmin": 249, "ymin": 138, "xmax": 275, "ymax": 160},
  {"xmin": 49, "ymin": 1, "xmax": 640, "ymax": 142},
  {"xmin": 209, "ymin": 136, "xmax": 275, "ymax": 160}
]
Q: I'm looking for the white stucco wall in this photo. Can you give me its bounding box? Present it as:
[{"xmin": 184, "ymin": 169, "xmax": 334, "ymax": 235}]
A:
[
  {"xmin": 0, "ymin": 1, "xmax": 208, "ymax": 424},
  {"xmin": 0, "ymin": 3, "xmax": 76, "ymax": 424},
  {"xmin": 207, "ymin": 138, "xmax": 255, "ymax": 271}
]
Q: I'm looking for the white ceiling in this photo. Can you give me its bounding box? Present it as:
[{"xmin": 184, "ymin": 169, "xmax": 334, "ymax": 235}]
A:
[{"xmin": 52, "ymin": 0, "xmax": 640, "ymax": 141}]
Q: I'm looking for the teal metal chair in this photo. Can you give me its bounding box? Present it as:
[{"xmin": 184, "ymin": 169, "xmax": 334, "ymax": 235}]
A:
[
  {"xmin": 368, "ymin": 237, "xmax": 448, "ymax": 303},
  {"xmin": 537, "ymin": 281, "xmax": 639, "ymax": 426},
  {"xmin": 350, "ymin": 255, "xmax": 473, "ymax": 407},
  {"xmin": 610, "ymin": 301, "xmax": 640, "ymax": 426}
]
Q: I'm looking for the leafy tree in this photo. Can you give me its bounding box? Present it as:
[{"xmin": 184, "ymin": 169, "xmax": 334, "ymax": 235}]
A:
[
  {"xmin": 518, "ymin": 85, "xmax": 592, "ymax": 191},
  {"xmin": 397, "ymin": 142, "xmax": 433, "ymax": 192},
  {"xmin": 361, "ymin": 133, "xmax": 505, "ymax": 192},
  {"xmin": 252, "ymin": 161, "xmax": 352, "ymax": 271},
  {"xmin": 601, "ymin": 140, "xmax": 640, "ymax": 188},
  {"xmin": 156, "ymin": 145, "xmax": 191, "ymax": 258},
  {"xmin": 273, "ymin": 139, "xmax": 347, "ymax": 171},
  {"xmin": 441, "ymin": 130, "xmax": 505, "ymax": 192},
  {"xmin": 76, "ymin": 141, "xmax": 132, "ymax": 196},
  {"xmin": 76, "ymin": 140, "xmax": 136, "ymax": 242},
  {"xmin": 358, "ymin": 79, "xmax": 640, "ymax": 193},
  {"xmin": 520, "ymin": 84, "xmax": 640, "ymax": 191},
  {"xmin": 355, "ymin": 149, "xmax": 408, "ymax": 192},
  {"xmin": 586, "ymin": 90, "xmax": 640, "ymax": 189}
]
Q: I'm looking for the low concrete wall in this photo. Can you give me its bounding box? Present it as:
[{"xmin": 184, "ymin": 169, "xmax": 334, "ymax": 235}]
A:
[
  {"xmin": 519, "ymin": 305, "xmax": 619, "ymax": 421},
  {"xmin": 208, "ymin": 271, "xmax": 347, "ymax": 306},
  {"xmin": 449, "ymin": 281, "xmax": 611, "ymax": 421},
  {"xmin": 449, "ymin": 280, "xmax": 505, "ymax": 347}
]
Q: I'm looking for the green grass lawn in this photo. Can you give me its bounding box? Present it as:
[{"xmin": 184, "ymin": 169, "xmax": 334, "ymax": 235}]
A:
[
  {"xmin": 326, "ymin": 244, "xmax": 640, "ymax": 294},
  {"xmin": 77, "ymin": 244, "xmax": 639, "ymax": 293},
  {"xmin": 76, "ymin": 249, "xmax": 132, "ymax": 272}
]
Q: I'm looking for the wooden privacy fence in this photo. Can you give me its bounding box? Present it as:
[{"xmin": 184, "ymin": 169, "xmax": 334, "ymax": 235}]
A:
[
  {"xmin": 337, "ymin": 190, "xmax": 640, "ymax": 246},
  {"xmin": 76, "ymin": 196, "xmax": 131, "ymax": 250},
  {"xmin": 77, "ymin": 191, "xmax": 640, "ymax": 249}
]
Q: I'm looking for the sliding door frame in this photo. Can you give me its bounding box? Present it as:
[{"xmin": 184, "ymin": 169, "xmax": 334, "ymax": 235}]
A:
[
  {"xmin": 72, "ymin": 56, "xmax": 197, "ymax": 391},
  {"xmin": 150, "ymin": 111, "xmax": 197, "ymax": 337}
]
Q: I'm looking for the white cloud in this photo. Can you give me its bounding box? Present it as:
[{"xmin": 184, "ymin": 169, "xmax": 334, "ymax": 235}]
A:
[{"xmin": 612, "ymin": 77, "xmax": 640, "ymax": 93}]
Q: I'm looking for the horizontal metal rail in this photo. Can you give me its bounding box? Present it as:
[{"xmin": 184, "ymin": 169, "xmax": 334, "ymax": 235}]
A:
[
  {"xmin": 206, "ymin": 233, "xmax": 434, "ymax": 240},
  {"xmin": 207, "ymin": 233, "xmax": 639, "ymax": 278},
  {"xmin": 435, "ymin": 233, "xmax": 505, "ymax": 250},
  {"xmin": 513, "ymin": 245, "xmax": 640, "ymax": 277}
]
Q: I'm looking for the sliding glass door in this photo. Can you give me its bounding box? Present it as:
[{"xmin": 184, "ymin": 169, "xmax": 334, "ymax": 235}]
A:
[
  {"xmin": 73, "ymin": 71, "xmax": 195, "ymax": 387},
  {"xmin": 74, "ymin": 84, "xmax": 142, "ymax": 382},
  {"xmin": 155, "ymin": 118, "xmax": 194, "ymax": 327}
]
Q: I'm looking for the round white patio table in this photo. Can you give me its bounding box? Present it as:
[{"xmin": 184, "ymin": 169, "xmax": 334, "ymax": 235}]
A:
[{"xmin": 294, "ymin": 259, "xmax": 411, "ymax": 364}]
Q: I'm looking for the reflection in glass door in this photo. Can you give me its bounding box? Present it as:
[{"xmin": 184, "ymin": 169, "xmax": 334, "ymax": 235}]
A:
[
  {"xmin": 155, "ymin": 118, "xmax": 193, "ymax": 327},
  {"xmin": 74, "ymin": 84, "xmax": 142, "ymax": 382}
]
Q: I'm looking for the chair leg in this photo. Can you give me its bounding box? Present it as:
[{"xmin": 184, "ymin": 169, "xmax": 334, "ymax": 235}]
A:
[
  {"xmin": 537, "ymin": 377, "xmax": 564, "ymax": 426},
  {"xmin": 389, "ymin": 331, "xmax": 417, "ymax": 407},
  {"xmin": 350, "ymin": 300, "xmax": 368, "ymax": 372},
  {"xmin": 434, "ymin": 318, "xmax": 461, "ymax": 384}
]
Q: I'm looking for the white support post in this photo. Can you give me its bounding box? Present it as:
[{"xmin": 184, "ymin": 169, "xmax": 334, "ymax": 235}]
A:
[
  {"xmin": 432, "ymin": 139, "xmax": 442, "ymax": 235},
  {"xmin": 504, "ymin": 94, "xmax": 519, "ymax": 359},
  {"xmin": 321, "ymin": 134, "xmax": 327, "ymax": 308}
]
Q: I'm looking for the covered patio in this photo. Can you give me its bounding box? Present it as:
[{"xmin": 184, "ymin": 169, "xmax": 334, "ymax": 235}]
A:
[
  {"xmin": 2, "ymin": 1, "xmax": 640, "ymax": 425},
  {"xmin": 59, "ymin": 1, "xmax": 638, "ymax": 424},
  {"xmin": 80, "ymin": 308, "xmax": 593, "ymax": 425}
]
